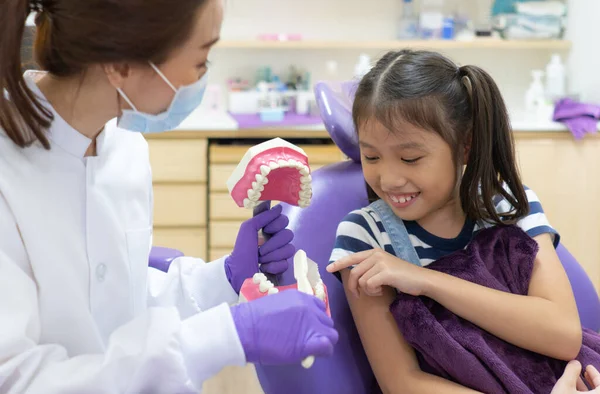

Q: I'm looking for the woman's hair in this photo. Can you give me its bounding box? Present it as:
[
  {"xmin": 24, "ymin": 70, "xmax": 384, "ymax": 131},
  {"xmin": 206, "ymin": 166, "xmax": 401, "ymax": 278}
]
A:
[
  {"xmin": 0, "ymin": 0, "xmax": 208, "ymax": 149},
  {"xmin": 353, "ymin": 49, "xmax": 528, "ymax": 225}
]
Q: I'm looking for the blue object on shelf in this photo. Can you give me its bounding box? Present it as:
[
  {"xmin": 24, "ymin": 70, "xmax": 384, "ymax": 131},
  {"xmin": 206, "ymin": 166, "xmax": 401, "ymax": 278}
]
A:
[
  {"xmin": 442, "ymin": 17, "xmax": 455, "ymax": 40},
  {"xmin": 259, "ymin": 108, "xmax": 285, "ymax": 123}
]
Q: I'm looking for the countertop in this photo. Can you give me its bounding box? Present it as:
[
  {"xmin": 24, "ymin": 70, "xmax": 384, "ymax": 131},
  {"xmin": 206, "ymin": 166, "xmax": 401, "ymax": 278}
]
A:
[{"xmin": 152, "ymin": 108, "xmax": 599, "ymax": 140}]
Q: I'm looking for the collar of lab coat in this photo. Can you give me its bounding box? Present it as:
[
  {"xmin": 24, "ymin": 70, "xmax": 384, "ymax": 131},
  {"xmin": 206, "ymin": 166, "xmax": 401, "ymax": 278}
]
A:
[{"xmin": 23, "ymin": 71, "xmax": 110, "ymax": 159}]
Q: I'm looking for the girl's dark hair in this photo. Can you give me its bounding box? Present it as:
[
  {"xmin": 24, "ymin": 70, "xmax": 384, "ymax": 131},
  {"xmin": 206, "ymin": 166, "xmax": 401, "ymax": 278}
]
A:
[
  {"xmin": 353, "ymin": 49, "xmax": 528, "ymax": 225},
  {"xmin": 0, "ymin": 0, "xmax": 208, "ymax": 149}
]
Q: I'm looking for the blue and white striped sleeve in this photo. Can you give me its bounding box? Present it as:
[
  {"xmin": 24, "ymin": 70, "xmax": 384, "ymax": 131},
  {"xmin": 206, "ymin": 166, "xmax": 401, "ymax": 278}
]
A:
[
  {"xmin": 495, "ymin": 185, "xmax": 560, "ymax": 247},
  {"xmin": 328, "ymin": 209, "xmax": 383, "ymax": 264}
]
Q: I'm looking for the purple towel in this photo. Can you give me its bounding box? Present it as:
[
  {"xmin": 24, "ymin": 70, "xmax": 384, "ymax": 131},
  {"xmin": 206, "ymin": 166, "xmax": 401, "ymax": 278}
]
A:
[{"xmin": 390, "ymin": 225, "xmax": 600, "ymax": 394}]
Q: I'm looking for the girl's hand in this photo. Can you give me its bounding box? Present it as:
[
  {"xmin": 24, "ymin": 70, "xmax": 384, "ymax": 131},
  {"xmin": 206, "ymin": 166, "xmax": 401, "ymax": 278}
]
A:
[
  {"xmin": 551, "ymin": 360, "xmax": 600, "ymax": 393},
  {"xmin": 326, "ymin": 249, "xmax": 430, "ymax": 297}
]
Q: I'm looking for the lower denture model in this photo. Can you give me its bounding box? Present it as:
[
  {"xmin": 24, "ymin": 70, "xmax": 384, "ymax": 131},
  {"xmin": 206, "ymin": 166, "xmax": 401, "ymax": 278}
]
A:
[{"xmin": 239, "ymin": 250, "xmax": 330, "ymax": 368}]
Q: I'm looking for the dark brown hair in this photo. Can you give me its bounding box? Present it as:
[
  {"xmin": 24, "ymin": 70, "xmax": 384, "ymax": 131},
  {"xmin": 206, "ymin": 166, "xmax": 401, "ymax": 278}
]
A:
[
  {"xmin": 353, "ymin": 49, "xmax": 528, "ymax": 225},
  {"xmin": 0, "ymin": 0, "xmax": 208, "ymax": 149}
]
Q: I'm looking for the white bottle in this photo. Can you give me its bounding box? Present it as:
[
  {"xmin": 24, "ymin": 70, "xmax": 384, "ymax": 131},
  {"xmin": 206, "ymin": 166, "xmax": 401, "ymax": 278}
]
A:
[
  {"xmin": 545, "ymin": 54, "xmax": 566, "ymax": 102},
  {"xmin": 354, "ymin": 54, "xmax": 372, "ymax": 79},
  {"xmin": 525, "ymin": 70, "xmax": 546, "ymax": 120}
]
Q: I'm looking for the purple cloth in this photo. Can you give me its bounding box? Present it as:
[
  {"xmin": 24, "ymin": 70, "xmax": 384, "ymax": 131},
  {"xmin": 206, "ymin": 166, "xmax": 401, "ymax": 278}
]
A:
[
  {"xmin": 553, "ymin": 98, "xmax": 600, "ymax": 140},
  {"xmin": 390, "ymin": 225, "xmax": 600, "ymax": 394},
  {"xmin": 231, "ymin": 289, "xmax": 338, "ymax": 365}
]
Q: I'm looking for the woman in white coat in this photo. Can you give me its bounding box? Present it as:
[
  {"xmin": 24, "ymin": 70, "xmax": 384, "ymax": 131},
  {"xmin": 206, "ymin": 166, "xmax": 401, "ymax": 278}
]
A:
[{"xmin": 0, "ymin": 0, "xmax": 338, "ymax": 392}]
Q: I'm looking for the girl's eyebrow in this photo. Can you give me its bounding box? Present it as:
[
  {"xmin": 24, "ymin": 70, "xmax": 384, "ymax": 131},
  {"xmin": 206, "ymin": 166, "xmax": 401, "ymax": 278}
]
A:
[{"xmin": 359, "ymin": 141, "xmax": 426, "ymax": 150}]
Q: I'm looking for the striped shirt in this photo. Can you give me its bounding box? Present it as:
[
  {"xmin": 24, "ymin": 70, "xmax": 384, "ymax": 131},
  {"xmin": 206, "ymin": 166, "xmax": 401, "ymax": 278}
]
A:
[{"xmin": 329, "ymin": 186, "xmax": 559, "ymax": 268}]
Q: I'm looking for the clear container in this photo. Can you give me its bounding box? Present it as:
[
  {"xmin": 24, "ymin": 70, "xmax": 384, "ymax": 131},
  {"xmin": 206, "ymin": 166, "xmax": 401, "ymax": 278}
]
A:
[
  {"xmin": 419, "ymin": 0, "xmax": 445, "ymax": 39},
  {"xmin": 398, "ymin": 0, "xmax": 419, "ymax": 39}
]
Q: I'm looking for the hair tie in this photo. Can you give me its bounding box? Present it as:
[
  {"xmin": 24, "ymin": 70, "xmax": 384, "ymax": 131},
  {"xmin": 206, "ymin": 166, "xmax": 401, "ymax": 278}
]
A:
[{"xmin": 29, "ymin": 0, "xmax": 44, "ymax": 12}]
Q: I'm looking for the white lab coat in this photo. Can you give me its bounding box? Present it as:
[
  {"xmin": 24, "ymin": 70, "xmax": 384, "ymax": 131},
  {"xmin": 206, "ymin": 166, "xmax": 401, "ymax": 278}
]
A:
[{"xmin": 0, "ymin": 72, "xmax": 246, "ymax": 393}]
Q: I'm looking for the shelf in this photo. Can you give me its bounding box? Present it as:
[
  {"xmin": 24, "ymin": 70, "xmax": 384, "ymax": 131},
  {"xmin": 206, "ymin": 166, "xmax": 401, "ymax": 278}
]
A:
[{"xmin": 215, "ymin": 39, "xmax": 571, "ymax": 50}]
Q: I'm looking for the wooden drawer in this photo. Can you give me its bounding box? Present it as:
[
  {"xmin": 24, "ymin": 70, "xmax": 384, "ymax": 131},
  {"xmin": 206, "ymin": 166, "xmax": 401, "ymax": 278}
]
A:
[
  {"xmin": 153, "ymin": 227, "xmax": 207, "ymax": 260},
  {"xmin": 210, "ymin": 144, "xmax": 344, "ymax": 165},
  {"xmin": 210, "ymin": 192, "xmax": 253, "ymax": 220},
  {"xmin": 515, "ymin": 137, "xmax": 600, "ymax": 290},
  {"xmin": 210, "ymin": 163, "xmax": 327, "ymax": 192},
  {"xmin": 154, "ymin": 184, "xmax": 207, "ymax": 226},
  {"xmin": 209, "ymin": 221, "xmax": 242, "ymax": 248},
  {"xmin": 148, "ymin": 139, "xmax": 207, "ymax": 183},
  {"xmin": 209, "ymin": 248, "xmax": 232, "ymax": 262}
]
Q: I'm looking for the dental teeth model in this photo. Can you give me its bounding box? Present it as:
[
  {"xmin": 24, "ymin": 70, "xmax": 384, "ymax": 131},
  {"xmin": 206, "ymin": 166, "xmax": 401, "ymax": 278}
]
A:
[
  {"xmin": 238, "ymin": 250, "xmax": 330, "ymax": 369},
  {"xmin": 226, "ymin": 138, "xmax": 313, "ymax": 210}
]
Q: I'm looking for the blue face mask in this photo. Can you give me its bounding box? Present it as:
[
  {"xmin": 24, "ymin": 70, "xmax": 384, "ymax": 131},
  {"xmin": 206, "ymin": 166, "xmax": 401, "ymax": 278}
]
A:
[{"xmin": 116, "ymin": 62, "xmax": 208, "ymax": 133}]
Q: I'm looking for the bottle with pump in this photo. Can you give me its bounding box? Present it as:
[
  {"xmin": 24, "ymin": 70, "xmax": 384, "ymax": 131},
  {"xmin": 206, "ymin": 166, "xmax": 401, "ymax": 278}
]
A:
[
  {"xmin": 525, "ymin": 70, "xmax": 553, "ymax": 122},
  {"xmin": 545, "ymin": 54, "xmax": 566, "ymax": 103}
]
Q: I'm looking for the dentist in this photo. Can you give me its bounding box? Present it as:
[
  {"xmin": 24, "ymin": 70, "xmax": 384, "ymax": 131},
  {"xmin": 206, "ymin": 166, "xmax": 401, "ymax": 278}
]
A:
[{"xmin": 0, "ymin": 0, "xmax": 337, "ymax": 393}]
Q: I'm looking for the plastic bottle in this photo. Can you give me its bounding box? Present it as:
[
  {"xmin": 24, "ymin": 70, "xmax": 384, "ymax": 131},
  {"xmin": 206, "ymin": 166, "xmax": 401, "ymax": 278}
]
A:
[
  {"xmin": 525, "ymin": 70, "xmax": 554, "ymax": 122},
  {"xmin": 354, "ymin": 54, "xmax": 372, "ymax": 79},
  {"xmin": 545, "ymin": 54, "xmax": 566, "ymax": 102},
  {"xmin": 419, "ymin": 0, "xmax": 444, "ymax": 39},
  {"xmin": 525, "ymin": 70, "xmax": 545, "ymax": 118},
  {"xmin": 398, "ymin": 0, "xmax": 419, "ymax": 39}
]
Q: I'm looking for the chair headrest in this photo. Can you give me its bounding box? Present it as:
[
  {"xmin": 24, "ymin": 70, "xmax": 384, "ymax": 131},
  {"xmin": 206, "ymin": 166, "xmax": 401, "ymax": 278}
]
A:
[{"xmin": 314, "ymin": 80, "xmax": 360, "ymax": 162}]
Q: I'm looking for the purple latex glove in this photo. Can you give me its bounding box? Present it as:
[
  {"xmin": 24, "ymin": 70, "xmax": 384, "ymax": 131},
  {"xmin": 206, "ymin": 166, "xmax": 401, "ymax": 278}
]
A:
[
  {"xmin": 225, "ymin": 204, "xmax": 295, "ymax": 293},
  {"xmin": 230, "ymin": 290, "xmax": 338, "ymax": 365}
]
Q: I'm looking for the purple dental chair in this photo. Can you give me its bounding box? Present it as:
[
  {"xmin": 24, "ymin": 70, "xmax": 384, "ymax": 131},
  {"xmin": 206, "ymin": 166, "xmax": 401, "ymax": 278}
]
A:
[{"xmin": 149, "ymin": 80, "xmax": 600, "ymax": 394}]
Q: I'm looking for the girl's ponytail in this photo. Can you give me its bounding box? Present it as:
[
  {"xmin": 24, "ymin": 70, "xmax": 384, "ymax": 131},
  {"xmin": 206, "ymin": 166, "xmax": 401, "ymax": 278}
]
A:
[{"xmin": 459, "ymin": 65, "xmax": 528, "ymax": 224}]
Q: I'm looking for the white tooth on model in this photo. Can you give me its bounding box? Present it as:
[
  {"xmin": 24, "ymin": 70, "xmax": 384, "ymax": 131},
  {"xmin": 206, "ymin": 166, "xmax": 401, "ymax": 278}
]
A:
[
  {"xmin": 269, "ymin": 162, "xmax": 278, "ymax": 170},
  {"xmin": 314, "ymin": 282, "xmax": 325, "ymax": 300},
  {"xmin": 268, "ymin": 287, "xmax": 279, "ymax": 295},
  {"xmin": 315, "ymin": 288, "xmax": 326, "ymax": 301},
  {"xmin": 299, "ymin": 191, "xmax": 311, "ymax": 199},
  {"xmin": 248, "ymin": 189, "xmax": 260, "ymax": 201},
  {"xmin": 299, "ymin": 166, "xmax": 309, "ymax": 175},
  {"xmin": 253, "ymin": 273, "xmax": 267, "ymax": 284},
  {"xmin": 298, "ymin": 200, "xmax": 311, "ymax": 208},
  {"xmin": 259, "ymin": 280, "xmax": 274, "ymax": 293},
  {"xmin": 302, "ymin": 356, "xmax": 315, "ymax": 369},
  {"xmin": 260, "ymin": 165, "xmax": 271, "ymax": 176}
]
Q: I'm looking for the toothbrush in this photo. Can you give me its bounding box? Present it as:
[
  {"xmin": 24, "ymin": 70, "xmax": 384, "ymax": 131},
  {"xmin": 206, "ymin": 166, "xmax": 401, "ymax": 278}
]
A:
[
  {"xmin": 293, "ymin": 249, "xmax": 316, "ymax": 369},
  {"xmin": 253, "ymin": 200, "xmax": 277, "ymax": 286}
]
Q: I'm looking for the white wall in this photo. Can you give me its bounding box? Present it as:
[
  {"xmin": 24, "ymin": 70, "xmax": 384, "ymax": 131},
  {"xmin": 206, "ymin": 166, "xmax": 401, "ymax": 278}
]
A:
[
  {"xmin": 565, "ymin": 0, "xmax": 600, "ymax": 103},
  {"xmin": 204, "ymin": 0, "xmax": 595, "ymax": 117}
]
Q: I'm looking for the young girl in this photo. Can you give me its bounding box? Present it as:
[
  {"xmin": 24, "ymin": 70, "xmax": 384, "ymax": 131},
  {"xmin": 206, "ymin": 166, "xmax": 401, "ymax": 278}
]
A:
[
  {"xmin": 0, "ymin": 0, "xmax": 337, "ymax": 392},
  {"xmin": 326, "ymin": 49, "xmax": 597, "ymax": 393}
]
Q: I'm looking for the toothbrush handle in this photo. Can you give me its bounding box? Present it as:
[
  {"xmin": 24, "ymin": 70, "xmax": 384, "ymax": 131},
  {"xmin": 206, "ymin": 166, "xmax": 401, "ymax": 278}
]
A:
[{"xmin": 253, "ymin": 200, "xmax": 279, "ymax": 286}]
